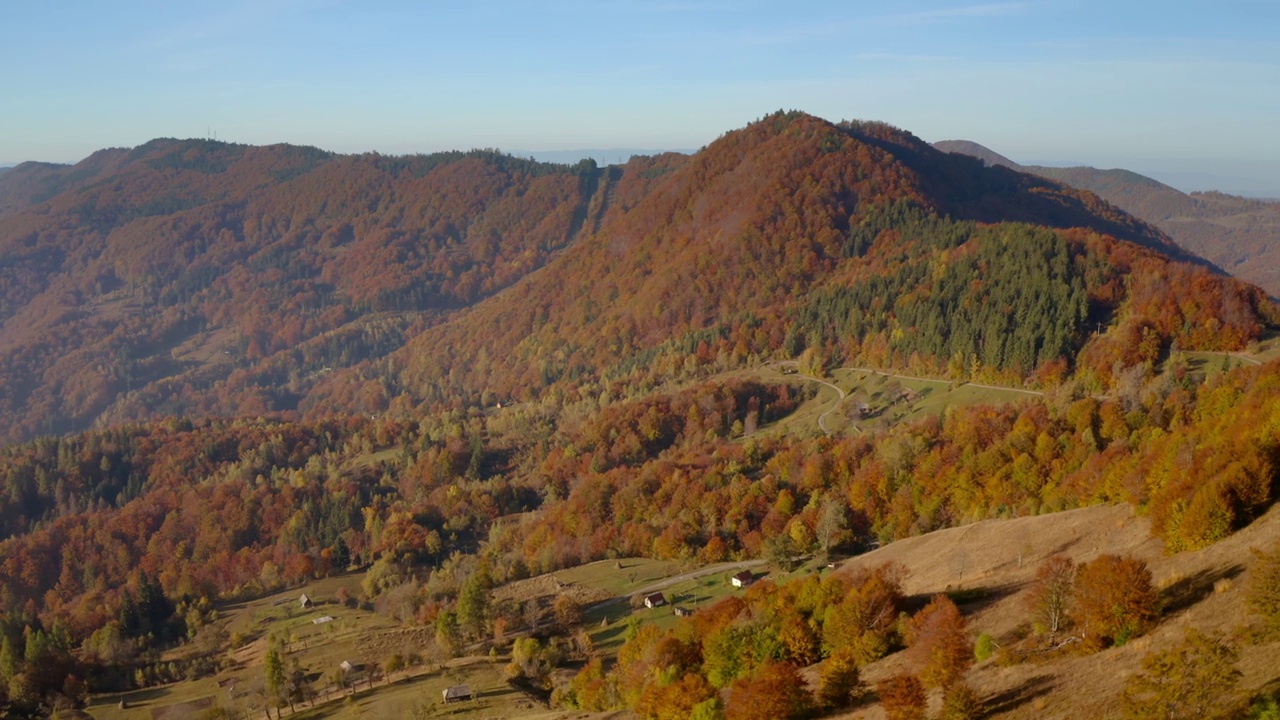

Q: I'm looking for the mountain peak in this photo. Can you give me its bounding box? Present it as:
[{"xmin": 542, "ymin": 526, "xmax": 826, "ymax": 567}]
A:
[{"xmin": 933, "ymin": 139, "xmax": 1020, "ymax": 169}]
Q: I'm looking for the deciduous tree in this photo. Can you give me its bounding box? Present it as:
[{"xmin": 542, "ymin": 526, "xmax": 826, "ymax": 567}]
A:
[
  {"xmin": 1025, "ymin": 555, "xmax": 1075, "ymax": 640},
  {"xmin": 1121, "ymin": 629, "xmax": 1240, "ymax": 720},
  {"xmin": 816, "ymin": 647, "xmax": 862, "ymax": 709},
  {"xmin": 907, "ymin": 595, "xmax": 971, "ymax": 689},
  {"xmin": 725, "ymin": 662, "xmax": 812, "ymax": 720},
  {"xmin": 1071, "ymin": 554, "xmax": 1158, "ymax": 649}
]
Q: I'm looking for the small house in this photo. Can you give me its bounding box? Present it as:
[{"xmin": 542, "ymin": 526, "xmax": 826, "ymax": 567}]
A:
[
  {"xmin": 643, "ymin": 592, "xmax": 666, "ymax": 609},
  {"xmin": 312, "ymin": 616, "xmax": 334, "ymax": 625},
  {"xmin": 673, "ymin": 606, "xmax": 693, "ymax": 618},
  {"xmin": 731, "ymin": 570, "xmax": 754, "ymax": 588},
  {"xmin": 443, "ymin": 684, "xmax": 474, "ymax": 703},
  {"xmin": 299, "ymin": 594, "xmax": 314, "ymax": 609}
]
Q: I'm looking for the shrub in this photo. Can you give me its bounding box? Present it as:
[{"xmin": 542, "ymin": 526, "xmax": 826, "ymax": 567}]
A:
[
  {"xmin": 938, "ymin": 681, "xmax": 985, "ymax": 720},
  {"xmin": 1121, "ymin": 629, "xmax": 1240, "ymax": 720},
  {"xmin": 974, "ymin": 632, "xmax": 995, "ymax": 662},
  {"xmin": 1247, "ymin": 541, "xmax": 1280, "ymax": 635}
]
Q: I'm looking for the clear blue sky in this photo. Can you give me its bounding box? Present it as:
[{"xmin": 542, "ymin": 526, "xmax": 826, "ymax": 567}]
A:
[{"xmin": 3, "ymin": 1, "xmax": 1278, "ymax": 194}]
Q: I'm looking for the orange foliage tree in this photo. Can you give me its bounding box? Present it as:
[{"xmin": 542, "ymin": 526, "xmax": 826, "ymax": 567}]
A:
[
  {"xmin": 725, "ymin": 662, "xmax": 813, "ymax": 720},
  {"xmin": 907, "ymin": 595, "xmax": 972, "ymax": 689},
  {"xmin": 878, "ymin": 673, "xmax": 927, "ymax": 720},
  {"xmin": 1071, "ymin": 554, "xmax": 1159, "ymax": 649}
]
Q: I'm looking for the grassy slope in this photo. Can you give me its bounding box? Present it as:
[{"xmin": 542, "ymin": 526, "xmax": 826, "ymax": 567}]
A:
[{"xmin": 826, "ymin": 502, "xmax": 1280, "ymax": 718}]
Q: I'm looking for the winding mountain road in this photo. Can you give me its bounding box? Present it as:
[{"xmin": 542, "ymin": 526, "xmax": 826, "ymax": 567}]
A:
[{"xmin": 813, "ymin": 378, "xmax": 847, "ymax": 435}]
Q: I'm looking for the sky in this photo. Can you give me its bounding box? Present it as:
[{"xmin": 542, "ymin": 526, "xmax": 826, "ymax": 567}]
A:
[{"xmin": 2, "ymin": 1, "xmax": 1278, "ymax": 195}]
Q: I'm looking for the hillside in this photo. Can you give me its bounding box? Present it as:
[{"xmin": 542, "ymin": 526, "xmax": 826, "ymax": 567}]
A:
[
  {"xmin": 0, "ymin": 112, "xmax": 1278, "ymax": 717},
  {"xmin": 0, "ymin": 141, "xmax": 606, "ymax": 443},
  {"xmin": 833, "ymin": 502, "xmax": 1280, "ymax": 718},
  {"xmin": 934, "ymin": 140, "xmax": 1280, "ymax": 297},
  {"xmin": 64, "ymin": 502, "xmax": 1280, "ymax": 719}
]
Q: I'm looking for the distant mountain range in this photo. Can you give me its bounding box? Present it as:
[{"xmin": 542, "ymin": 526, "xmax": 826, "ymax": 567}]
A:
[{"xmin": 934, "ymin": 140, "xmax": 1280, "ymax": 297}]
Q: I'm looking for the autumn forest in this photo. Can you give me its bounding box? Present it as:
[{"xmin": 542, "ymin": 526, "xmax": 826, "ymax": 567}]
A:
[{"xmin": 1, "ymin": 111, "xmax": 1279, "ymax": 719}]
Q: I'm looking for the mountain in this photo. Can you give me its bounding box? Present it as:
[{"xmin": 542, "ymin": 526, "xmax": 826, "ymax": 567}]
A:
[
  {"xmin": 933, "ymin": 140, "xmax": 1280, "ymax": 296},
  {"xmin": 0, "ymin": 114, "xmax": 1273, "ymax": 446},
  {"xmin": 311, "ymin": 113, "xmax": 1271, "ymax": 417},
  {"xmin": 932, "ymin": 139, "xmax": 1019, "ymax": 169}
]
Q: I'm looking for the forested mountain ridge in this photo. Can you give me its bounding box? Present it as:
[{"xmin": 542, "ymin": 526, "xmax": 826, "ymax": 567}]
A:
[
  {"xmin": 935, "ymin": 138, "xmax": 1280, "ymax": 296},
  {"xmin": 307, "ymin": 112, "xmax": 1275, "ymax": 417},
  {"xmin": 0, "ymin": 139, "xmax": 605, "ymax": 444},
  {"xmin": 0, "ymin": 113, "xmax": 1274, "ymax": 449}
]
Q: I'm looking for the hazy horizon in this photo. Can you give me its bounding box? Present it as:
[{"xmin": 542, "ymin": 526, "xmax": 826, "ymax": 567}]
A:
[
  {"xmin": 5, "ymin": 137, "xmax": 1277, "ymax": 199},
  {"xmin": 4, "ymin": 1, "xmax": 1277, "ymax": 194}
]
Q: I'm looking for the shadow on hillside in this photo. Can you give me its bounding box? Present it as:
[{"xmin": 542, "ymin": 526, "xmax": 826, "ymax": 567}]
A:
[
  {"xmin": 900, "ymin": 581, "xmax": 1022, "ymax": 617},
  {"xmin": 984, "ymin": 674, "xmax": 1055, "ymax": 716},
  {"xmin": 951, "ymin": 582, "xmax": 1023, "ymax": 614},
  {"xmin": 1161, "ymin": 563, "xmax": 1245, "ymax": 616}
]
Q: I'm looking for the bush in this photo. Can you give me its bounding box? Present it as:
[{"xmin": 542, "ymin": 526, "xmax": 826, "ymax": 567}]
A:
[
  {"xmin": 1247, "ymin": 542, "xmax": 1280, "ymax": 635},
  {"xmin": 974, "ymin": 632, "xmax": 995, "ymax": 662},
  {"xmin": 1121, "ymin": 629, "xmax": 1240, "ymax": 720},
  {"xmin": 939, "ymin": 682, "xmax": 984, "ymax": 720}
]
